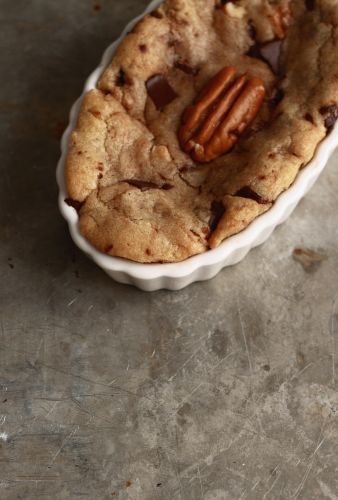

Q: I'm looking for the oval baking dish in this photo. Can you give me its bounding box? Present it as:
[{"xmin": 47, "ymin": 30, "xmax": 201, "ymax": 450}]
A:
[{"xmin": 56, "ymin": 0, "xmax": 338, "ymax": 291}]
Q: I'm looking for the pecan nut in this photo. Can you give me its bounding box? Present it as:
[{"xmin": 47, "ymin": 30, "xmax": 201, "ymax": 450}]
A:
[
  {"xmin": 178, "ymin": 67, "xmax": 266, "ymax": 163},
  {"xmin": 268, "ymin": 3, "xmax": 292, "ymax": 40}
]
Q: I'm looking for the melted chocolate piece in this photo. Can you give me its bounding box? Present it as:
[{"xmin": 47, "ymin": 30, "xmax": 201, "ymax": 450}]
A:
[
  {"xmin": 116, "ymin": 69, "xmax": 126, "ymax": 87},
  {"xmin": 209, "ymin": 201, "xmax": 225, "ymax": 233},
  {"xmin": 269, "ymin": 88, "xmax": 285, "ymax": 109},
  {"xmin": 150, "ymin": 10, "xmax": 163, "ymax": 19},
  {"xmin": 175, "ymin": 62, "xmax": 200, "ymax": 76},
  {"xmin": 65, "ymin": 198, "xmax": 84, "ymax": 211},
  {"xmin": 320, "ymin": 104, "xmax": 338, "ymax": 131},
  {"xmin": 305, "ymin": 0, "xmax": 316, "ymax": 10},
  {"xmin": 260, "ymin": 40, "xmax": 283, "ymax": 75},
  {"xmin": 146, "ymin": 74, "xmax": 178, "ymax": 110},
  {"xmin": 304, "ymin": 113, "xmax": 314, "ymax": 123},
  {"xmin": 235, "ymin": 187, "xmax": 270, "ymax": 204},
  {"xmin": 247, "ymin": 40, "xmax": 283, "ymax": 75}
]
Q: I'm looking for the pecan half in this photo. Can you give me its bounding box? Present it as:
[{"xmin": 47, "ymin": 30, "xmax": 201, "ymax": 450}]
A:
[
  {"xmin": 269, "ymin": 4, "xmax": 292, "ymax": 40},
  {"xmin": 178, "ymin": 67, "xmax": 266, "ymax": 163}
]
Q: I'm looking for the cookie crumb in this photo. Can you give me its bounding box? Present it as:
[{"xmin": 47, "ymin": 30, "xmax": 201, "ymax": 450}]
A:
[{"xmin": 293, "ymin": 247, "xmax": 327, "ymax": 273}]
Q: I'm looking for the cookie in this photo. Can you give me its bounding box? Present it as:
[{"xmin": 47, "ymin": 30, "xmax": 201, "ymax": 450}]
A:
[{"xmin": 66, "ymin": 0, "xmax": 338, "ymax": 263}]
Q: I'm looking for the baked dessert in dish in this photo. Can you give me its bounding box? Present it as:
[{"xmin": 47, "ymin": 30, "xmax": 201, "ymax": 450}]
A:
[{"xmin": 66, "ymin": 0, "xmax": 338, "ymax": 263}]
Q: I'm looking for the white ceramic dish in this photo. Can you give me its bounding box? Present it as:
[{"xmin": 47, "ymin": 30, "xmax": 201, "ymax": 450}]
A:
[{"xmin": 56, "ymin": 0, "xmax": 338, "ymax": 292}]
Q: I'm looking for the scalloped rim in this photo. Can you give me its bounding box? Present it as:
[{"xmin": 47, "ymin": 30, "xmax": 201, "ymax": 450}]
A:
[{"xmin": 56, "ymin": 0, "xmax": 338, "ymax": 288}]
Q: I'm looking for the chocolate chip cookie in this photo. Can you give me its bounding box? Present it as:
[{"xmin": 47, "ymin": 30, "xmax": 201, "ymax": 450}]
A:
[{"xmin": 66, "ymin": 0, "xmax": 338, "ymax": 263}]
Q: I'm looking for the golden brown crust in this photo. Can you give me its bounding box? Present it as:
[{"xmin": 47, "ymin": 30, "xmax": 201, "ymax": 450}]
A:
[{"xmin": 66, "ymin": 0, "xmax": 338, "ymax": 263}]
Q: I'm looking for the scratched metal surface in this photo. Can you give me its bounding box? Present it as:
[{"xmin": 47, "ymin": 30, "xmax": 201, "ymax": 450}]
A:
[{"xmin": 1, "ymin": 1, "xmax": 338, "ymax": 499}]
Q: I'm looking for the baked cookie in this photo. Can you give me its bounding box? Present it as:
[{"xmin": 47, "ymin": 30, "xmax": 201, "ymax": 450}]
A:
[{"xmin": 66, "ymin": 0, "xmax": 338, "ymax": 263}]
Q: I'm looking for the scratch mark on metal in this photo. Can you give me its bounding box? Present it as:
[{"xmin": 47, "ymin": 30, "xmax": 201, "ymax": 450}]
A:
[
  {"xmin": 224, "ymin": 467, "xmax": 248, "ymax": 481},
  {"xmin": 237, "ymin": 298, "xmax": 253, "ymax": 378},
  {"xmin": 213, "ymin": 349, "xmax": 238, "ymax": 370},
  {"xmin": 197, "ymin": 465, "xmax": 204, "ymax": 499},
  {"xmin": 251, "ymin": 478, "xmax": 261, "ymax": 491},
  {"xmin": 292, "ymin": 430, "xmax": 325, "ymax": 499},
  {"xmin": 263, "ymin": 470, "xmax": 281, "ymax": 499},
  {"xmin": 45, "ymin": 399, "xmax": 60, "ymax": 419},
  {"xmin": 317, "ymin": 479, "xmax": 338, "ymax": 500},
  {"xmin": 178, "ymin": 381, "xmax": 205, "ymax": 408},
  {"xmin": 168, "ymin": 344, "xmax": 205, "ymax": 382},
  {"xmin": 31, "ymin": 361, "xmax": 149, "ymax": 400},
  {"xmin": 34, "ymin": 335, "xmax": 44, "ymax": 364},
  {"xmin": 290, "ymin": 362, "xmax": 314, "ymax": 382},
  {"xmin": 48, "ymin": 426, "xmax": 78, "ymax": 467},
  {"xmin": 0, "ymin": 319, "xmax": 5, "ymax": 340},
  {"xmin": 173, "ymin": 351, "xmax": 237, "ymax": 412},
  {"xmin": 165, "ymin": 450, "xmax": 183, "ymax": 500},
  {"xmin": 238, "ymin": 488, "xmax": 247, "ymax": 500}
]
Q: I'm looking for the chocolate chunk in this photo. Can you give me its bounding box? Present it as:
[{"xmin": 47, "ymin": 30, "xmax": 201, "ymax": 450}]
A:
[
  {"xmin": 269, "ymin": 88, "xmax": 285, "ymax": 108},
  {"xmin": 247, "ymin": 40, "xmax": 283, "ymax": 75},
  {"xmin": 247, "ymin": 44, "xmax": 261, "ymax": 60},
  {"xmin": 260, "ymin": 40, "xmax": 283, "ymax": 75},
  {"xmin": 150, "ymin": 10, "xmax": 163, "ymax": 19},
  {"xmin": 116, "ymin": 69, "xmax": 126, "ymax": 87},
  {"xmin": 65, "ymin": 198, "xmax": 84, "ymax": 211},
  {"xmin": 304, "ymin": 113, "xmax": 314, "ymax": 123},
  {"xmin": 235, "ymin": 186, "xmax": 270, "ymax": 204},
  {"xmin": 305, "ymin": 0, "xmax": 315, "ymax": 10},
  {"xmin": 320, "ymin": 104, "xmax": 338, "ymax": 131},
  {"xmin": 146, "ymin": 74, "xmax": 178, "ymax": 110},
  {"xmin": 139, "ymin": 44, "xmax": 148, "ymax": 53},
  {"xmin": 175, "ymin": 62, "xmax": 200, "ymax": 76},
  {"xmin": 209, "ymin": 201, "xmax": 225, "ymax": 233}
]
